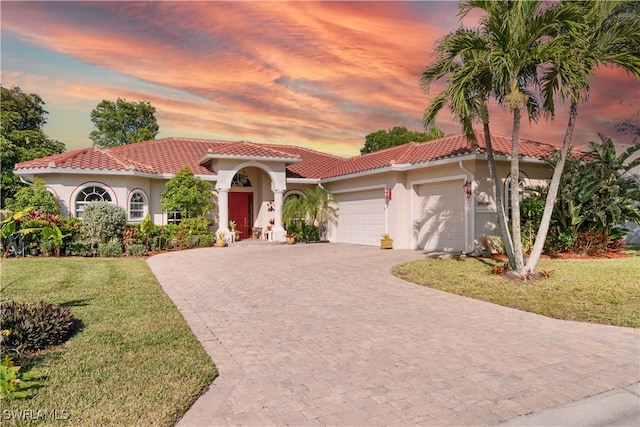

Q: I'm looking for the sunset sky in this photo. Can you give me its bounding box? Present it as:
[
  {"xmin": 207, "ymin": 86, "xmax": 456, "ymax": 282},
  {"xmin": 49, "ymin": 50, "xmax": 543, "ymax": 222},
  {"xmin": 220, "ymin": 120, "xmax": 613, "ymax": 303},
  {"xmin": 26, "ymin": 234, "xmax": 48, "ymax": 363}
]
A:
[{"xmin": 2, "ymin": 1, "xmax": 638, "ymax": 157}]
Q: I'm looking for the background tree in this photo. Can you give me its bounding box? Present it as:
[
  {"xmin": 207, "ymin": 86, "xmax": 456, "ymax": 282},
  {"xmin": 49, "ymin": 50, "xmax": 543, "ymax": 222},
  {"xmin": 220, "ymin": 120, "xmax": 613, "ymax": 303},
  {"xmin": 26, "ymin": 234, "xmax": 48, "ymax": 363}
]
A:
[
  {"xmin": 4, "ymin": 177, "xmax": 60, "ymax": 215},
  {"xmin": 160, "ymin": 165, "xmax": 214, "ymax": 219},
  {"xmin": 360, "ymin": 126, "xmax": 444, "ymax": 154},
  {"xmin": 1, "ymin": 86, "xmax": 65, "ymax": 208},
  {"xmin": 89, "ymin": 98, "xmax": 159, "ymax": 148}
]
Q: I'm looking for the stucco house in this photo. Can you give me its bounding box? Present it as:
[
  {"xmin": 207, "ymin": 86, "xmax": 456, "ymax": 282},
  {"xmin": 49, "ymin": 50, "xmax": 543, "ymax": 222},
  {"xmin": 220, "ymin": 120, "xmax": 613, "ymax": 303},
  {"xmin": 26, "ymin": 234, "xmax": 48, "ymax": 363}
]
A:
[{"xmin": 13, "ymin": 131, "xmax": 556, "ymax": 252}]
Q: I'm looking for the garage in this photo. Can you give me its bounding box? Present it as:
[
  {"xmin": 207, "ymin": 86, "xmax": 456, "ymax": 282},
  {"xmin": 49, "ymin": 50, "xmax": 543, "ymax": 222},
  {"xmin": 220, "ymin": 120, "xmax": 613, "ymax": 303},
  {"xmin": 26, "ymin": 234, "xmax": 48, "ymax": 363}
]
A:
[
  {"xmin": 335, "ymin": 189, "xmax": 385, "ymax": 246},
  {"xmin": 414, "ymin": 180, "xmax": 466, "ymax": 252}
]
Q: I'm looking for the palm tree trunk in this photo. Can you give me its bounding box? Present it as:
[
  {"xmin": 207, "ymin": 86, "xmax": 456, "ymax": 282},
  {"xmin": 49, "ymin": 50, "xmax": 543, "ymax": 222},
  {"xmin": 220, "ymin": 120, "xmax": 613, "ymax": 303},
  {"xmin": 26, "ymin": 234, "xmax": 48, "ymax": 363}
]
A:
[
  {"xmin": 481, "ymin": 108, "xmax": 516, "ymax": 268},
  {"xmin": 525, "ymin": 102, "xmax": 578, "ymax": 273},
  {"xmin": 510, "ymin": 107, "xmax": 525, "ymax": 275}
]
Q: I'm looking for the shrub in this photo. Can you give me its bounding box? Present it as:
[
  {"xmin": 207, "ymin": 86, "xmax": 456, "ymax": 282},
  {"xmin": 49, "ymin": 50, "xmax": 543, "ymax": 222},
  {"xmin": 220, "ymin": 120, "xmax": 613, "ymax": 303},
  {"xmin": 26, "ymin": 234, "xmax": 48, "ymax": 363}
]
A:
[
  {"xmin": 128, "ymin": 243, "xmax": 146, "ymax": 256},
  {"xmin": 82, "ymin": 201, "xmax": 127, "ymax": 244},
  {"xmin": 180, "ymin": 216, "xmax": 211, "ymax": 236},
  {"xmin": 70, "ymin": 241, "xmax": 92, "ymax": 257},
  {"xmin": 198, "ymin": 233, "xmax": 214, "ymax": 247},
  {"xmin": 0, "ymin": 300, "xmax": 75, "ymax": 353},
  {"xmin": 98, "ymin": 238, "xmax": 123, "ymax": 257},
  {"xmin": 186, "ymin": 235, "xmax": 200, "ymax": 248},
  {"xmin": 569, "ymin": 232, "xmax": 610, "ymax": 256},
  {"xmin": 5, "ymin": 177, "xmax": 60, "ymax": 215},
  {"xmin": 122, "ymin": 225, "xmax": 141, "ymax": 248},
  {"xmin": 38, "ymin": 239, "xmax": 54, "ymax": 256}
]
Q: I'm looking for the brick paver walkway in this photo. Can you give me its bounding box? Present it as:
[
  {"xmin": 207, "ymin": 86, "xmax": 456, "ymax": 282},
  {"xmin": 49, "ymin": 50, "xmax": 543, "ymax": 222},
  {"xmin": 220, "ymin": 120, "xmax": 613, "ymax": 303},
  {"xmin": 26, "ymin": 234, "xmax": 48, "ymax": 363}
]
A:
[{"xmin": 147, "ymin": 244, "xmax": 639, "ymax": 426}]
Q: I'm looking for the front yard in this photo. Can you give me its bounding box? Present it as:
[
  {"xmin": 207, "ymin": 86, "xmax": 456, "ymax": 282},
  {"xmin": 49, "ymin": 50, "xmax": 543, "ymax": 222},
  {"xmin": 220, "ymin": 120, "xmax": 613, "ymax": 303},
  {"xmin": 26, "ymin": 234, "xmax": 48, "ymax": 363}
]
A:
[
  {"xmin": 392, "ymin": 245, "xmax": 640, "ymax": 328},
  {"xmin": 1, "ymin": 258, "xmax": 216, "ymax": 426}
]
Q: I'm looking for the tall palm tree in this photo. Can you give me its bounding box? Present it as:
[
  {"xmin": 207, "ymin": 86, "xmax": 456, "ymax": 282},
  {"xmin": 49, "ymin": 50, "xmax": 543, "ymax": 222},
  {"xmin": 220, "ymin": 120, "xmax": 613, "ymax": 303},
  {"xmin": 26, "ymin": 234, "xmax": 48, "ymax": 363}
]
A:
[
  {"xmin": 421, "ymin": 26, "xmax": 517, "ymax": 267},
  {"xmin": 457, "ymin": 0, "xmax": 580, "ymax": 276},
  {"xmin": 525, "ymin": 0, "xmax": 640, "ymax": 272}
]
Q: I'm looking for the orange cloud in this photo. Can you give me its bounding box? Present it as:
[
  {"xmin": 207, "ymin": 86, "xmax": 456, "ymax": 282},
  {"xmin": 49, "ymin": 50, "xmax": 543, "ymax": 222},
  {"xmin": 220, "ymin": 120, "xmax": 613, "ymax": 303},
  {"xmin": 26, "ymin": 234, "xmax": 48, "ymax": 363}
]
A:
[{"xmin": 2, "ymin": 1, "xmax": 638, "ymax": 156}]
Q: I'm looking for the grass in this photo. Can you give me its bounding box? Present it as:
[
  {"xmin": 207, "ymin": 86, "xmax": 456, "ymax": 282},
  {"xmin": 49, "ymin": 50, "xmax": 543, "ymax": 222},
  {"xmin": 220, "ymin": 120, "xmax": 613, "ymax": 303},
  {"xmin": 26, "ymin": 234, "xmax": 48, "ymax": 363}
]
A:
[
  {"xmin": 1, "ymin": 257, "xmax": 217, "ymax": 426},
  {"xmin": 391, "ymin": 245, "xmax": 640, "ymax": 328}
]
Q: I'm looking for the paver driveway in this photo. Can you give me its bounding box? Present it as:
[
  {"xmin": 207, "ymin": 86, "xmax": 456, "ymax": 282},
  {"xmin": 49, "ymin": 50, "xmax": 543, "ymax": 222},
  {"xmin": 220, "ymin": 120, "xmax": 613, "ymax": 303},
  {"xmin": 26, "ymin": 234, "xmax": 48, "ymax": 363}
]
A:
[{"xmin": 147, "ymin": 244, "xmax": 639, "ymax": 426}]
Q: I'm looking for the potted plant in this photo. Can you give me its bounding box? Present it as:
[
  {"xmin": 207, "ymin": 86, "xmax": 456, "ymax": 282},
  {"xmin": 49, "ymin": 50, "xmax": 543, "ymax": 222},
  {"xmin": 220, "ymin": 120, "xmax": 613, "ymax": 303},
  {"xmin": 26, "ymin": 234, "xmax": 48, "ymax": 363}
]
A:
[
  {"xmin": 380, "ymin": 233, "xmax": 393, "ymax": 249},
  {"xmin": 285, "ymin": 224, "xmax": 297, "ymax": 245},
  {"xmin": 215, "ymin": 229, "xmax": 227, "ymax": 247}
]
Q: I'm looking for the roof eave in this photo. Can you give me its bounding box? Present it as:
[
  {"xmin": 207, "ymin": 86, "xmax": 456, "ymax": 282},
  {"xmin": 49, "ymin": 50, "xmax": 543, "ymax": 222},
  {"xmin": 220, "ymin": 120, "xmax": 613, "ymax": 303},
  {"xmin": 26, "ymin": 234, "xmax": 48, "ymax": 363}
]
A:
[
  {"xmin": 287, "ymin": 178, "xmax": 321, "ymax": 185},
  {"xmin": 200, "ymin": 153, "xmax": 302, "ymax": 164},
  {"xmin": 13, "ymin": 167, "xmax": 218, "ymax": 181}
]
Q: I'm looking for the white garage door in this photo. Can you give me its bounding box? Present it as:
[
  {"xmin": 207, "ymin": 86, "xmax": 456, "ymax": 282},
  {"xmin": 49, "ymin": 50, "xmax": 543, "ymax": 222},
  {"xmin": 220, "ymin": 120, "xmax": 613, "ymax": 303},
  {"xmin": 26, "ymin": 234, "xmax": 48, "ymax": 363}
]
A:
[
  {"xmin": 415, "ymin": 180, "xmax": 465, "ymax": 252},
  {"xmin": 336, "ymin": 189, "xmax": 385, "ymax": 246}
]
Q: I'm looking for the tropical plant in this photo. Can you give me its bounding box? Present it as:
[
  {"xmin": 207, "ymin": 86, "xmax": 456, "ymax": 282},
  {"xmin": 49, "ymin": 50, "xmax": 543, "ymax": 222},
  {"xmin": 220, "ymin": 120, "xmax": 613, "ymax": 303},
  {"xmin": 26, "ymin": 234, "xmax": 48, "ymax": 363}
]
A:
[
  {"xmin": 281, "ymin": 187, "xmax": 336, "ymax": 241},
  {"xmin": 303, "ymin": 186, "xmax": 337, "ymax": 240},
  {"xmin": 41, "ymin": 224, "xmax": 71, "ymax": 257},
  {"xmin": 525, "ymin": 0, "xmax": 640, "ymax": 271},
  {"xmin": 520, "ymin": 135, "xmax": 640, "ymax": 255},
  {"xmin": 0, "ymin": 355, "xmax": 40, "ymax": 400},
  {"xmin": 139, "ymin": 213, "xmax": 154, "ymax": 249},
  {"xmin": 1, "ymin": 207, "xmax": 39, "ymax": 258}
]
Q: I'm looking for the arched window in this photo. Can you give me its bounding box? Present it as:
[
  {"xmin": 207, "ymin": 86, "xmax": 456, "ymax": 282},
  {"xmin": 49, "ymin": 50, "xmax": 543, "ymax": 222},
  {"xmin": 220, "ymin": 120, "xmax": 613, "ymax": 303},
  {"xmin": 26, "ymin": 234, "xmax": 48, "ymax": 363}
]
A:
[
  {"xmin": 75, "ymin": 185, "xmax": 111, "ymax": 217},
  {"xmin": 231, "ymin": 170, "xmax": 252, "ymax": 187},
  {"xmin": 129, "ymin": 192, "xmax": 146, "ymax": 220}
]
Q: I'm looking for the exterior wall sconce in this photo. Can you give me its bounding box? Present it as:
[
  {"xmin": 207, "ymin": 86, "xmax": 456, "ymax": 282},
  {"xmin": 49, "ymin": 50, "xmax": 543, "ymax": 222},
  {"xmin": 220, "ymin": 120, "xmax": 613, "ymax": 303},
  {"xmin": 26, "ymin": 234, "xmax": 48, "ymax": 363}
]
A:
[
  {"xmin": 463, "ymin": 180, "xmax": 473, "ymax": 198},
  {"xmin": 384, "ymin": 189, "xmax": 392, "ymax": 202}
]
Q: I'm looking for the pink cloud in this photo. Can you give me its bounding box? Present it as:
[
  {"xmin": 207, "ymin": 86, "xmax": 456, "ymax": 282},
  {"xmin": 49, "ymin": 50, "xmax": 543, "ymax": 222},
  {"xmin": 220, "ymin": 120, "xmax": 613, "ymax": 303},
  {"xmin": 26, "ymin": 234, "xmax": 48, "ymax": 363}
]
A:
[{"xmin": 2, "ymin": 1, "xmax": 638, "ymax": 156}]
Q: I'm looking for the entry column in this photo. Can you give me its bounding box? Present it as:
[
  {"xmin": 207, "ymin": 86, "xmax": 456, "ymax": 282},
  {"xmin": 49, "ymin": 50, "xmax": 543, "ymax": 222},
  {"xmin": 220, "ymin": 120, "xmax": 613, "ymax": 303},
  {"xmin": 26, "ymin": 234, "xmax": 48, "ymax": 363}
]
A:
[
  {"xmin": 272, "ymin": 189, "xmax": 286, "ymax": 242},
  {"xmin": 217, "ymin": 188, "xmax": 229, "ymax": 233}
]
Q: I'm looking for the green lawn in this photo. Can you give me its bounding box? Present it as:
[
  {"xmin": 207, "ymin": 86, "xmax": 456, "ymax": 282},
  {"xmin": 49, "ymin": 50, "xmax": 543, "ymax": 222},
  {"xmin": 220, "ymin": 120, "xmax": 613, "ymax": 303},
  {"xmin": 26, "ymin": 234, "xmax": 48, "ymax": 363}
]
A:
[
  {"xmin": 1, "ymin": 257, "xmax": 217, "ymax": 426},
  {"xmin": 391, "ymin": 245, "xmax": 640, "ymax": 328}
]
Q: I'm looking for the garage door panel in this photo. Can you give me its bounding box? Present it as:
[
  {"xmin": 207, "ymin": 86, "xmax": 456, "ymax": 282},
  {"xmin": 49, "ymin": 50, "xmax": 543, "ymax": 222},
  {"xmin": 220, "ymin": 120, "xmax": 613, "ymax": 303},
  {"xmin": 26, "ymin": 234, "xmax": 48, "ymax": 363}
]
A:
[
  {"xmin": 415, "ymin": 181, "xmax": 465, "ymax": 252},
  {"xmin": 336, "ymin": 189, "xmax": 385, "ymax": 246}
]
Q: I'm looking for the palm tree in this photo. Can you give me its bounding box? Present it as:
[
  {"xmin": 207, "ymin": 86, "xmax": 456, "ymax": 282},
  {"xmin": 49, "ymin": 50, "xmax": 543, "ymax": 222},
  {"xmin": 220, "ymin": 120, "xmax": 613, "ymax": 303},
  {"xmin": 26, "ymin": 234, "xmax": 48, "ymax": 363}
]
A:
[
  {"xmin": 421, "ymin": 26, "xmax": 518, "ymax": 267},
  {"xmin": 525, "ymin": 0, "xmax": 640, "ymax": 272},
  {"xmin": 456, "ymin": 0, "xmax": 582, "ymax": 276},
  {"xmin": 281, "ymin": 185, "xmax": 336, "ymax": 241}
]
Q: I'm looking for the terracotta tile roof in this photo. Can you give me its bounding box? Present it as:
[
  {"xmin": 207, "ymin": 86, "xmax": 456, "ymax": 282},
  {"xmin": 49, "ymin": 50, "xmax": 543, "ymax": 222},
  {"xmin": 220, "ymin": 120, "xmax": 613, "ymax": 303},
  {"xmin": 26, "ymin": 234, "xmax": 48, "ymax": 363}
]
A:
[
  {"xmin": 321, "ymin": 132, "xmax": 557, "ymax": 178},
  {"xmin": 14, "ymin": 132, "xmax": 558, "ymax": 180},
  {"xmin": 205, "ymin": 141, "xmax": 300, "ymax": 160},
  {"xmin": 265, "ymin": 144, "xmax": 344, "ymax": 179}
]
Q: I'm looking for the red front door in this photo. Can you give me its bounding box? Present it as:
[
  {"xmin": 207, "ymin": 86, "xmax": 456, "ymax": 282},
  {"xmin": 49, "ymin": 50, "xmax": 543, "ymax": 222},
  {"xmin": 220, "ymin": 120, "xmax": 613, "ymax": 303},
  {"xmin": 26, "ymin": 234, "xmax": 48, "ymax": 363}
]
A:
[{"xmin": 228, "ymin": 192, "xmax": 253, "ymax": 239}]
